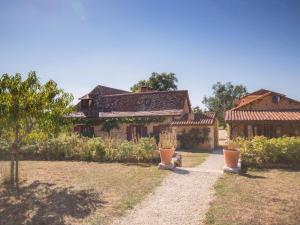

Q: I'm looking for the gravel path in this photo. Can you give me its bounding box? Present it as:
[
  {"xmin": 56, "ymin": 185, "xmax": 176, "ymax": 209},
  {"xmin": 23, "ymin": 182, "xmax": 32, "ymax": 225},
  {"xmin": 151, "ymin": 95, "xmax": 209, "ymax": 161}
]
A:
[{"xmin": 112, "ymin": 150, "xmax": 224, "ymax": 225}]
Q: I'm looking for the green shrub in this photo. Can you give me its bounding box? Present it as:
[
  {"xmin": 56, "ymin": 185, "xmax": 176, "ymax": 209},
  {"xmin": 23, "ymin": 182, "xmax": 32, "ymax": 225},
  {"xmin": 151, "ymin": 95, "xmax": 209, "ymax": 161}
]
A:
[
  {"xmin": 89, "ymin": 138, "xmax": 106, "ymax": 161},
  {"xmin": 138, "ymin": 137, "xmax": 157, "ymax": 161},
  {"xmin": 233, "ymin": 136, "xmax": 300, "ymax": 168},
  {"xmin": 177, "ymin": 128, "xmax": 209, "ymax": 149},
  {"xmin": 118, "ymin": 141, "xmax": 136, "ymax": 161},
  {"xmin": 0, "ymin": 135, "xmax": 159, "ymax": 163}
]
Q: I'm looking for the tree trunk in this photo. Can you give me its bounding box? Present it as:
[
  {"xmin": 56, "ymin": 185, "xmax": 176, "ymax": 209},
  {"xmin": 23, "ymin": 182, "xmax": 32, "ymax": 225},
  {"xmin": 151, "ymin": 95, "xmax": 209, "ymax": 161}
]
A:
[
  {"xmin": 10, "ymin": 124, "xmax": 20, "ymax": 188},
  {"xmin": 15, "ymin": 148, "xmax": 19, "ymax": 190},
  {"xmin": 10, "ymin": 152, "xmax": 15, "ymax": 185}
]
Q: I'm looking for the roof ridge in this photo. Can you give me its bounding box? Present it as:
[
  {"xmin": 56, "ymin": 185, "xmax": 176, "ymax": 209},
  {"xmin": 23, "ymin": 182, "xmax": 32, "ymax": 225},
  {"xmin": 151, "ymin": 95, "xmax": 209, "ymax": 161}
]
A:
[
  {"xmin": 79, "ymin": 85, "xmax": 130, "ymax": 99},
  {"xmin": 94, "ymin": 85, "xmax": 130, "ymax": 93},
  {"xmin": 102, "ymin": 90, "xmax": 188, "ymax": 97},
  {"xmin": 228, "ymin": 109, "xmax": 300, "ymax": 112},
  {"xmin": 241, "ymin": 89, "xmax": 270, "ymax": 98}
]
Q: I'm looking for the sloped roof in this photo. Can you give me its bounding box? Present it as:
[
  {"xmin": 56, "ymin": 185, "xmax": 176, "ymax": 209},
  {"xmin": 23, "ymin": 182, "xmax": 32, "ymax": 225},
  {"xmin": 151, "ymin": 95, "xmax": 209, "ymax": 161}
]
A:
[
  {"xmin": 226, "ymin": 89, "xmax": 300, "ymax": 122},
  {"xmin": 171, "ymin": 112, "xmax": 216, "ymax": 126},
  {"xmin": 79, "ymin": 85, "xmax": 130, "ymax": 100},
  {"xmin": 242, "ymin": 89, "xmax": 273, "ymax": 98},
  {"xmin": 74, "ymin": 86, "xmax": 192, "ymax": 118},
  {"xmin": 232, "ymin": 91, "xmax": 273, "ymax": 110},
  {"xmin": 94, "ymin": 90, "xmax": 190, "ymax": 112},
  {"xmin": 225, "ymin": 110, "xmax": 300, "ymax": 122}
]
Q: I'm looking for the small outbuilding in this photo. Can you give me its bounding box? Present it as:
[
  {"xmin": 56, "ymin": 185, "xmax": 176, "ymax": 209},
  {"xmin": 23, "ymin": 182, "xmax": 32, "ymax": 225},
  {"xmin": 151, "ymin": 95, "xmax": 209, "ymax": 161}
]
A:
[
  {"xmin": 171, "ymin": 112, "xmax": 218, "ymax": 150},
  {"xmin": 225, "ymin": 89, "xmax": 300, "ymax": 139}
]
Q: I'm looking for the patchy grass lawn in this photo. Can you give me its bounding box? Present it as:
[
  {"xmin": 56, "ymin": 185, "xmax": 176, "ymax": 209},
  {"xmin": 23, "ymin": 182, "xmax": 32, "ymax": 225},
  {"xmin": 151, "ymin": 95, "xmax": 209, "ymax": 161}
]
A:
[
  {"xmin": 204, "ymin": 169, "xmax": 300, "ymax": 225},
  {"xmin": 177, "ymin": 150, "xmax": 208, "ymax": 167},
  {"xmin": 0, "ymin": 161, "xmax": 167, "ymax": 225}
]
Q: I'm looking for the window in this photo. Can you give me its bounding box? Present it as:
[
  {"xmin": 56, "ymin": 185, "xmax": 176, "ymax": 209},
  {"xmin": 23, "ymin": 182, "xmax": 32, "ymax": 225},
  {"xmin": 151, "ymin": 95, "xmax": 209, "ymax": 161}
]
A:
[
  {"xmin": 144, "ymin": 98, "xmax": 152, "ymax": 106},
  {"xmin": 272, "ymin": 95, "xmax": 281, "ymax": 104},
  {"xmin": 126, "ymin": 125, "xmax": 148, "ymax": 141},
  {"xmin": 77, "ymin": 125, "xmax": 94, "ymax": 137},
  {"xmin": 81, "ymin": 100, "xmax": 89, "ymax": 109},
  {"xmin": 81, "ymin": 99, "xmax": 93, "ymax": 109}
]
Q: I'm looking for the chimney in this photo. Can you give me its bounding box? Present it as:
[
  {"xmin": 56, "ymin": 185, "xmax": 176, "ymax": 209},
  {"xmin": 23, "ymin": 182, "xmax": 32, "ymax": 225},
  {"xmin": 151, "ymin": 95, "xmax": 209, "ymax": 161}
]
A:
[{"xmin": 140, "ymin": 86, "xmax": 153, "ymax": 93}]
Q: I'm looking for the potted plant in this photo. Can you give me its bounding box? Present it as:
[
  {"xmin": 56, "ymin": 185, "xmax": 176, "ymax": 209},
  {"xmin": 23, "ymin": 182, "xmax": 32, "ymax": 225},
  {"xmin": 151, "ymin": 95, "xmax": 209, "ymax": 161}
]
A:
[
  {"xmin": 158, "ymin": 131, "xmax": 177, "ymax": 165},
  {"xmin": 223, "ymin": 140, "xmax": 240, "ymax": 168}
]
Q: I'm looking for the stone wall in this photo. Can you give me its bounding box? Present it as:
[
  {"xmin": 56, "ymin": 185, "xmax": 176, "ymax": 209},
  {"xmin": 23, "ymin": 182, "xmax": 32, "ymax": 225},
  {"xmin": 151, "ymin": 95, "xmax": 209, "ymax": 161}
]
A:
[
  {"xmin": 239, "ymin": 95, "xmax": 300, "ymax": 110},
  {"xmin": 93, "ymin": 117, "xmax": 174, "ymax": 140},
  {"xmin": 92, "ymin": 117, "xmax": 217, "ymax": 150}
]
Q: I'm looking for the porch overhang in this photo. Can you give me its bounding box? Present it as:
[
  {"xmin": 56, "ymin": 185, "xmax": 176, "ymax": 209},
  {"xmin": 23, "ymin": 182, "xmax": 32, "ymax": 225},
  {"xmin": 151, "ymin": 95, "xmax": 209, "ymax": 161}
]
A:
[
  {"xmin": 98, "ymin": 109, "xmax": 184, "ymax": 118},
  {"xmin": 225, "ymin": 110, "xmax": 300, "ymax": 122}
]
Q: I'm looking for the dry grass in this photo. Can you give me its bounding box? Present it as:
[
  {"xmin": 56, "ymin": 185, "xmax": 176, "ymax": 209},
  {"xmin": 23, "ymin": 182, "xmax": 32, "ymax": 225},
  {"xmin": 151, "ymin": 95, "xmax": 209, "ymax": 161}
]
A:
[
  {"xmin": 178, "ymin": 150, "xmax": 208, "ymax": 167},
  {"xmin": 204, "ymin": 169, "xmax": 300, "ymax": 225},
  {"xmin": 0, "ymin": 161, "xmax": 167, "ymax": 225}
]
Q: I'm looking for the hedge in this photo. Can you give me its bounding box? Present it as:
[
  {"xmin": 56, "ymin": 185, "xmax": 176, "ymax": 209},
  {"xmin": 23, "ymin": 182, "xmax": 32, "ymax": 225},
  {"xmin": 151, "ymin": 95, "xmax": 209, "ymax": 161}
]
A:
[
  {"xmin": 0, "ymin": 135, "xmax": 160, "ymax": 163},
  {"xmin": 233, "ymin": 136, "xmax": 300, "ymax": 168}
]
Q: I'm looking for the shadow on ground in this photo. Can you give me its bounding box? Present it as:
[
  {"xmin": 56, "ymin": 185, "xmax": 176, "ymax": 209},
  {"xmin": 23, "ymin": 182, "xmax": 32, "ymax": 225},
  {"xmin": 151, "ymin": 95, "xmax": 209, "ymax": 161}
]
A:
[
  {"xmin": 0, "ymin": 181, "xmax": 106, "ymax": 225},
  {"xmin": 121, "ymin": 162, "xmax": 153, "ymax": 167},
  {"xmin": 173, "ymin": 168, "xmax": 190, "ymax": 175},
  {"xmin": 241, "ymin": 173, "xmax": 266, "ymax": 179}
]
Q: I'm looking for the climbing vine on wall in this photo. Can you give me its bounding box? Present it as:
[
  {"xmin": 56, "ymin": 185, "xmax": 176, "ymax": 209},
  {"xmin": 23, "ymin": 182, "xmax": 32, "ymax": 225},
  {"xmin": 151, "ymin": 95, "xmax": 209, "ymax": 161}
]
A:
[
  {"xmin": 177, "ymin": 128, "xmax": 210, "ymax": 149},
  {"xmin": 75, "ymin": 116, "xmax": 166, "ymax": 136},
  {"xmin": 124, "ymin": 117, "xmax": 165, "ymax": 125},
  {"xmin": 100, "ymin": 118, "xmax": 120, "ymax": 135}
]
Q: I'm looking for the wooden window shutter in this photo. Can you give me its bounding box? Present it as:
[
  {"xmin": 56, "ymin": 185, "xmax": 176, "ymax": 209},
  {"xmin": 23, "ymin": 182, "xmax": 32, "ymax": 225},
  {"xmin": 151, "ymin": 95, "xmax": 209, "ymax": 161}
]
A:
[
  {"xmin": 141, "ymin": 126, "xmax": 148, "ymax": 137},
  {"xmin": 153, "ymin": 126, "xmax": 160, "ymax": 135},
  {"xmin": 127, "ymin": 125, "xmax": 133, "ymax": 141}
]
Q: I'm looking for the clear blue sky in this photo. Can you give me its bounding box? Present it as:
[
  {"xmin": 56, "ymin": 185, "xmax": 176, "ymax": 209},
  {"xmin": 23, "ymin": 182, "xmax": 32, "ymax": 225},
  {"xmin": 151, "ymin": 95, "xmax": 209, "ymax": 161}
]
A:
[{"xmin": 1, "ymin": 0, "xmax": 299, "ymax": 107}]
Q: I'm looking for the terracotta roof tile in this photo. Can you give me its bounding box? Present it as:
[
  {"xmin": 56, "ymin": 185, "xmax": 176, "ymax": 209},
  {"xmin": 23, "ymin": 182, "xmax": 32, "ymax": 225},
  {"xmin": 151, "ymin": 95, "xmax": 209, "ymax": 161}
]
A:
[
  {"xmin": 171, "ymin": 112, "xmax": 216, "ymax": 126},
  {"xmin": 225, "ymin": 110, "xmax": 300, "ymax": 122},
  {"xmin": 232, "ymin": 91, "xmax": 273, "ymax": 110}
]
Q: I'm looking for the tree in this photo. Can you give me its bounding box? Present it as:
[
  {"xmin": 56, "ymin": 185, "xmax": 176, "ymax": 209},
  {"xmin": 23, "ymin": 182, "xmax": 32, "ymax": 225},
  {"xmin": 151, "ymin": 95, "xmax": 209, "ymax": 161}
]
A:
[
  {"xmin": 202, "ymin": 82, "xmax": 247, "ymax": 127},
  {"xmin": 131, "ymin": 72, "xmax": 178, "ymax": 92},
  {"xmin": 192, "ymin": 106, "xmax": 205, "ymax": 114},
  {"xmin": 0, "ymin": 71, "xmax": 73, "ymax": 188}
]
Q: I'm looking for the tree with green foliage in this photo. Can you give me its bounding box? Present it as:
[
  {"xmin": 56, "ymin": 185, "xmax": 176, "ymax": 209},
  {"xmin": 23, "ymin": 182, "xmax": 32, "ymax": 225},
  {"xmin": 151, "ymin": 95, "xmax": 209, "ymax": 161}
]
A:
[
  {"xmin": 192, "ymin": 106, "xmax": 205, "ymax": 114},
  {"xmin": 131, "ymin": 72, "xmax": 178, "ymax": 92},
  {"xmin": 202, "ymin": 82, "xmax": 247, "ymax": 127},
  {"xmin": 0, "ymin": 71, "xmax": 73, "ymax": 188}
]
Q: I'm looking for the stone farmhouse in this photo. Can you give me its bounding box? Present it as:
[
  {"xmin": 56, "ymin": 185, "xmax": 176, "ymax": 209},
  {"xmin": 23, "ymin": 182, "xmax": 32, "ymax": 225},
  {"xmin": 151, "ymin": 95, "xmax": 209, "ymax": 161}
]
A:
[{"xmin": 70, "ymin": 85, "xmax": 218, "ymax": 150}]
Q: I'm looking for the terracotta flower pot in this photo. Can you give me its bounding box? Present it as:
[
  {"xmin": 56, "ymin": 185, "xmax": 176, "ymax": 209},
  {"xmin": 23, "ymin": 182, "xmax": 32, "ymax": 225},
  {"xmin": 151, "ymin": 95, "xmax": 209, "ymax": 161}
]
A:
[
  {"xmin": 223, "ymin": 149, "xmax": 240, "ymax": 168},
  {"xmin": 159, "ymin": 148, "xmax": 175, "ymax": 165}
]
